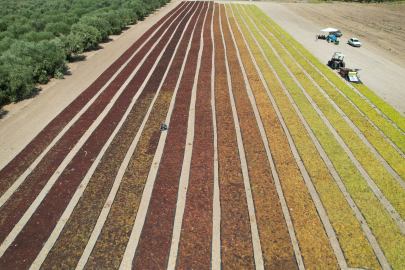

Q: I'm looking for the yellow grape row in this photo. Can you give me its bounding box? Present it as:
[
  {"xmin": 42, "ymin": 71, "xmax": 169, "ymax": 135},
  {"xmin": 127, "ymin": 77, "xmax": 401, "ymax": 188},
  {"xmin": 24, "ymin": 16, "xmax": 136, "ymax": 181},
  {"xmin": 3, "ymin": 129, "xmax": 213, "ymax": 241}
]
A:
[
  {"xmin": 229, "ymin": 4, "xmax": 373, "ymax": 269},
  {"xmin": 245, "ymin": 4, "xmax": 405, "ymax": 228},
  {"xmin": 233, "ymin": 3, "xmax": 405, "ymax": 269},
  {"xmin": 221, "ymin": 5, "xmax": 298, "ymax": 268},
  {"xmin": 250, "ymin": 5, "xmax": 405, "ymax": 183},
  {"xmin": 251, "ymin": 6, "xmax": 405, "ymax": 151},
  {"xmin": 227, "ymin": 4, "xmax": 339, "ymax": 269}
]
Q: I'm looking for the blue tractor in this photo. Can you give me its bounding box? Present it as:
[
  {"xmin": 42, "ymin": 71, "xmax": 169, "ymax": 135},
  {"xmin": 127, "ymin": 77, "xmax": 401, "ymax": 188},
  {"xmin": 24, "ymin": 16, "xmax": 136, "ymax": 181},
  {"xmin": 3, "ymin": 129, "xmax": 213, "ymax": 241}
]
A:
[{"xmin": 327, "ymin": 34, "xmax": 337, "ymax": 43}]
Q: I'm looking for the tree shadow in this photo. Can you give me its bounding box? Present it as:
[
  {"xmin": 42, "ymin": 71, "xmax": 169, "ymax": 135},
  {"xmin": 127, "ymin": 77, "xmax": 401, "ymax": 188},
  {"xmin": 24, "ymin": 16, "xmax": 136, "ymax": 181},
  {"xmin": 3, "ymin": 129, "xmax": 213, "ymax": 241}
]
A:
[
  {"xmin": 0, "ymin": 108, "xmax": 8, "ymax": 120},
  {"xmin": 21, "ymin": 87, "xmax": 42, "ymax": 101},
  {"xmin": 63, "ymin": 69, "xmax": 72, "ymax": 76},
  {"xmin": 92, "ymin": 44, "xmax": 104, "ymax": 51},
  {"xmin": 69, "ymin": 54, "xmax": 87, "ymax": 63},
  {"xmin": 101, "ymin": 37, "xmax": 113, "ymax": 43}
]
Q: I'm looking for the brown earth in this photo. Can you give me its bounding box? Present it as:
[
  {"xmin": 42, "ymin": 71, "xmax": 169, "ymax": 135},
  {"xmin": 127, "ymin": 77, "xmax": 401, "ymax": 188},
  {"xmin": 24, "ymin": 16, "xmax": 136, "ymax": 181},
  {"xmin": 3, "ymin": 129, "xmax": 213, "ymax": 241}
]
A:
[
  {"xmin": 0, "ymin": 0, "xmax": 182, "ymax": 170},
  {"xmin": 286, "ymin": 2, "xmax": 405, "ymax": 65},
  {"xmin": 1, "ymin": 0, "xmax": 404, "ymax": 168}
]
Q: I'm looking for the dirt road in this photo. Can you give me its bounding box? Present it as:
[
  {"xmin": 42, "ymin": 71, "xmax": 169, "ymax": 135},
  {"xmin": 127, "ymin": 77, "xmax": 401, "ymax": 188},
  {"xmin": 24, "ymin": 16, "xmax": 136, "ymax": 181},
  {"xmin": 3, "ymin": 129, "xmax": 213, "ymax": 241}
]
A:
[
  {"xmin": 2, "ymin": 1, "xmax": 404, "ymax": 169},
  {"xmin": 0, "ymin": 2, "xmax": 404, "ymax": 268},
  {"xmin": 0, "ymin": 0, "xmax": 182, "ymax": 169},
  {"xmin": 254, "ymin": 1, "xmax": 405, "ymax": 118}
]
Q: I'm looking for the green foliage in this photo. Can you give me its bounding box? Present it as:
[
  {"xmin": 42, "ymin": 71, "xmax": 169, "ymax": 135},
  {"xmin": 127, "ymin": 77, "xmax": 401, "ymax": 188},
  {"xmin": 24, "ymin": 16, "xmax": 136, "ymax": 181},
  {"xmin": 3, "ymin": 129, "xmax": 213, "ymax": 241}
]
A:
[
  {"xmin": 0, "ymin": 57, "xmax": 36, "ymax": 102},
  {"xmin": 0, "ymin": 37, "xmax": 16, "ymax": 54},
  {"xmin": 45, "ymin": 22, "xmax": 71, "ymax": 36},
  {"xmin": 20, "ymin": 31, "xmax": 55, "ymax": 42},
  {"xmin": 94, "ymin": 11, "xmax": 128, "ymax": 34},
  {"xmin": 7, "ymin": 22, "xmax": 31, "ymax": 38},
  {"xmin": 0, "ymin": 39, "xmax": 67, "ymax": 102},
  {"xmin": 0, "ymin": 31, "xmax": 13, "ymax": 41},
  {"xmin": 28, "ymin": 19, "xmax": 47, "ymax": 32},
  {"xmin": 123, "ymin": 0, "xmax": 149, "ymax": 20},
  {"xmin": 62, "ymin": 14, "xmax": 80, "ymax": 26},
  {"xmin": 71, "ymin": 23, "xmax": 102, "ymax": 51},
  {"xmin": 0, "ymin": 20, "xmax": 7, "ymax": 31},
  {"xmin": 79, "ymin": 16, "xmax": 112, "ymax": 39},
  {"xmin": 0, "ymin": 0, "xmax": 169, "ymax": 104}
]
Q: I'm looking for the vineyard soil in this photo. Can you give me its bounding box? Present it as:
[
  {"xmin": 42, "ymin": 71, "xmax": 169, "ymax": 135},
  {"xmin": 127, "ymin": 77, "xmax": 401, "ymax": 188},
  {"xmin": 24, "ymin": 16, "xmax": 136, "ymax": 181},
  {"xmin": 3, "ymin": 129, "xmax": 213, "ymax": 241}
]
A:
[{"xmin": 0, "ymin": 0, "xmax": 182, "ymax": 170}]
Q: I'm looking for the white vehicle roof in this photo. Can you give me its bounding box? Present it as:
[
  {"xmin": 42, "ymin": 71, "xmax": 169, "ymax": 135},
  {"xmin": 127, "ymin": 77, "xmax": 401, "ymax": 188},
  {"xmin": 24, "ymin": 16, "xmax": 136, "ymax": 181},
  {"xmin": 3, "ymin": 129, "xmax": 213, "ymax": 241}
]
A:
[{"xmin": 321, "ymin": 27, "xmax": 338, "ymax": 32}]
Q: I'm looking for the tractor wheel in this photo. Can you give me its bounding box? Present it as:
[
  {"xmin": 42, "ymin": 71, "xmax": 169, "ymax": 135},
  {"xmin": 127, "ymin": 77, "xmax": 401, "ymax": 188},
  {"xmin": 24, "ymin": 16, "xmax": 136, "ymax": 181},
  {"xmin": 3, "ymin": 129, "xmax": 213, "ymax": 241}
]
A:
[
  {"xmin": 328, "ymin": 60, "xmax": 332, "ymax": 67},
  {"xmin": 332, "ymin": 62, "xmax": 338, "ymax": 69}
]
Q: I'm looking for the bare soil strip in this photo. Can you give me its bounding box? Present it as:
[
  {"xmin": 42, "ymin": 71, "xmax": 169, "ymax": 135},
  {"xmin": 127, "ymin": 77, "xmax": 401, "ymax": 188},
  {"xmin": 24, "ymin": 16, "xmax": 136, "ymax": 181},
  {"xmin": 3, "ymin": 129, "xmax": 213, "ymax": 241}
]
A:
[
  {"xmin": 225, "ymin": 5, "xmax": 299, "ymax": 269},
  {"xmin": 28, "ymin": 3, "xmax": 196, "ymax": 270},
  {"xmin": 79, "ymin": 3, "xmax": 203, "ymax": 269},
  {"xmin": 210, "ymin": 4, "xmax": 221, "ymax": 268},
  {"xmin": 0, "ymin": 2, "xmax": 186, "ymax": 197},
  {"xmin": 0, "ymin": 4, "xmax": 197, "ymax": 269},
  {"xmin": 130, "ymin": 4, "xmax": 206, "ymax": 268},
  {"xmin": 220, "ymin": 5, "xmax": 266, "ymax": 268},
  {"xmin": 235, "ymin": 4, "xmax": 341, "ymax": 269},
  {"xmin": 175, "ymin": 2, "xmax": 214, "ymax": 269},
  {"xmin": 0, "ymin": 1, "xmax": 188, "ymax": 247},
  {"xmin": 213, "ymin": 4, "xmax": 255, "ymax": 269},
  {"xmin": 167, "ymin": 6, "xmax": 210, "ymax": 268},
  {"xmin": 241, "ymin": 4, "xmax": 405, "ymax": 268},
  {"xmin": 245, "ymin": 4, "xmax": 405, "ymax": 235}
]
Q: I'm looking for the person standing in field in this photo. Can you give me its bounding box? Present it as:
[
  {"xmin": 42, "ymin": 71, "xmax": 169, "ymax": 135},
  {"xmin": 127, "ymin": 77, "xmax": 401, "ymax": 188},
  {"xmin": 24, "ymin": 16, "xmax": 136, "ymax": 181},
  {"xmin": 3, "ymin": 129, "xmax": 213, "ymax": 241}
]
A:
[{"xmin": 160, "ymin": 121, "xmax": 167, "ymax": 131}]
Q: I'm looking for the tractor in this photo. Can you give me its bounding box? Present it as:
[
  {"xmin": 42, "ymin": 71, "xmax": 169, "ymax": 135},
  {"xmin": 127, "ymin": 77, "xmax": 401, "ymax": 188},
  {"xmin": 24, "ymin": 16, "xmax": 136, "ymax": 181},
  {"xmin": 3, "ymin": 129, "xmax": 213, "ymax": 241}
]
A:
[{"xmin": 328, "ymin": 52, "xmax": 345, "ymax": 69}]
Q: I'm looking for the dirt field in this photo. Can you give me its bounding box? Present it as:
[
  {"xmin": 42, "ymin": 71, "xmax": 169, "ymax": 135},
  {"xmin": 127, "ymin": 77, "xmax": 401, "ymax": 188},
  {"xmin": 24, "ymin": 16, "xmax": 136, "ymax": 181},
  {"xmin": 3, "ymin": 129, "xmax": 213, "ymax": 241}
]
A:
[
  {"xmin": 0, "ymin": 0, "xmax": 182, "ymax": 169},
  {"xmin": 1, "ymin": 1, "xmax": 404, "ymax": 168},
  {"xmin": 254, "ymin": 1, "xmax": 405, "ymax": 117},
  {"xmin": 287, "ymin": 1, "xmax": 405, "ymax": 65},
  {"xmin": 0, "ymin": 1, "xmax": 404, "ymax": 268}
]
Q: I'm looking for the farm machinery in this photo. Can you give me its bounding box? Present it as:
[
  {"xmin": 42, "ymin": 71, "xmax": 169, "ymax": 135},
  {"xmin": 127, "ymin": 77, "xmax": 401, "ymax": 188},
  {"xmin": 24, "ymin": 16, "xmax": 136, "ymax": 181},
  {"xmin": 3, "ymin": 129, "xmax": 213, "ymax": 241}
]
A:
[
  {"xmin": 327, "ymin": 34, "xmax": 337, "ymax": 43},
  {"xmin": 327, "ymin": 52, "xmax": 362, "ymax": 83},
  {"xmin": 328, "ymin": 52, "xmax": 345, "ymax": 69},
  {"xmin": 339, "ymin": 68, "xmax": 362, "ymax": 84}
]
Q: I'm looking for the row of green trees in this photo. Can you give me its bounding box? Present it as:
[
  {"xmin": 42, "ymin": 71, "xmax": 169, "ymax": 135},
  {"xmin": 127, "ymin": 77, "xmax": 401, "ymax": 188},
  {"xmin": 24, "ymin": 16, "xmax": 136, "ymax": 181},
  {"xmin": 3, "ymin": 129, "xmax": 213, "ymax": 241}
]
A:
[
  {"xmin": 319, "ymin": 0, "xmax": 403, "ymax": 2},
  {"xmin": 341, "ymin": 0, "xmax": 402, "ymax": 2},
  {"xmin": 0, "ymin": 0, "xmax": 169, "ymax": 104}
]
